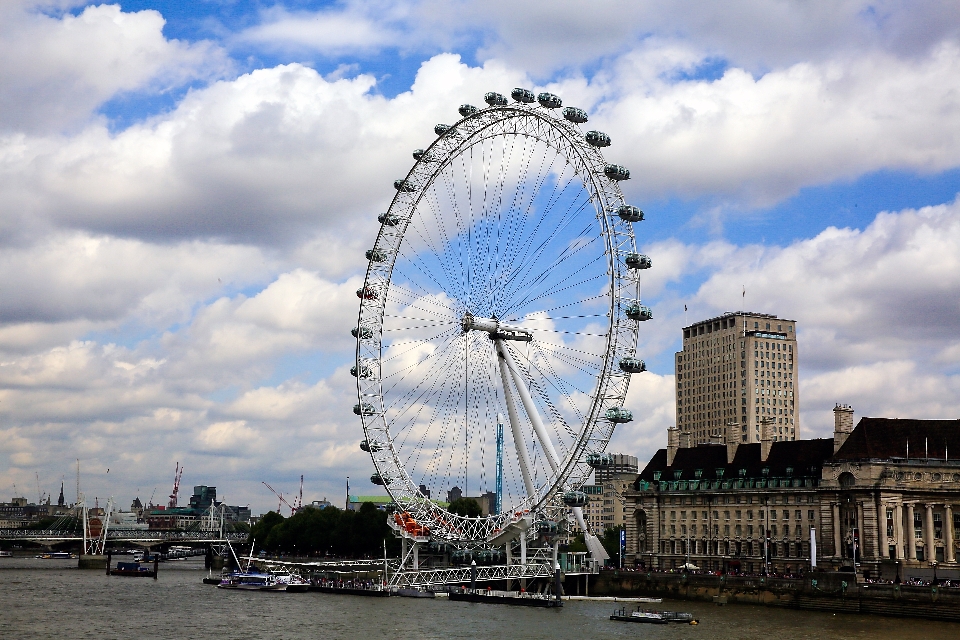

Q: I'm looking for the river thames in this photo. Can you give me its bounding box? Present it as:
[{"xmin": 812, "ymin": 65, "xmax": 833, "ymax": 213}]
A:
[{"xmin": 4, "ymin": 557, "xmax": 960, "ymax": 639}]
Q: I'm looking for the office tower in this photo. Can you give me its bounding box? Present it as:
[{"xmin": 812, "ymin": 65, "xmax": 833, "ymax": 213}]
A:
[{"xmin": 675, "ymin": 312, "xmax": 798, "ymax": 445}]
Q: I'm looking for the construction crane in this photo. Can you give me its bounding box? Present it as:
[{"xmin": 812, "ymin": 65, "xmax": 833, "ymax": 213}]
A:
[
  {"xmin": 262, "ymin": 481, "xmax": 299, "ymax": 516},
  {"xmin": 295, "ymin": 475, "xmax": 303, "ymax": 512},
  {"xmin": 168, "ymin": 462, "xmax": 184, "ymax": 509}
]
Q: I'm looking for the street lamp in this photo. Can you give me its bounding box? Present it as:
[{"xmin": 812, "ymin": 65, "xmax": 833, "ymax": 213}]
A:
[{"xmin": 932, "ymin": 560, "xmax": 939, "ymax": 585}]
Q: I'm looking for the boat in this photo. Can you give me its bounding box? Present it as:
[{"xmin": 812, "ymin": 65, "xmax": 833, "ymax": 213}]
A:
[
  {"xmin": 110, "ymin": 561, "xmax": 156, "ymax": 578},
  {"xmin": 217, "ymin": 570, "xmax": 288, "ymax": 591},
  {"xmin": 271, "ymin": 570, "xmax": 309, "ymax": 592},
  {"xmin": 0, "ymin": 550, "xmax": 13, "ymax": 558},
  {"xmin": 36, "ymin": 552, "xmax": 77, "ymax": 559},
  {"xmin": 610, "ymin": 606, "xmax": 698, "ymax": 624}
]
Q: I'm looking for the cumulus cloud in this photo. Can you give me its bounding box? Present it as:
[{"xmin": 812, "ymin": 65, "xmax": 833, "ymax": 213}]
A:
[{"xmin": 0, "ymin": 2, "xmax": 227, "ymax": 133}]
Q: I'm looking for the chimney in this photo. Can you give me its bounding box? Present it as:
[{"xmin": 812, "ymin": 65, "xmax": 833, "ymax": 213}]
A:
[
  {"xmin": 726, "ymin": 421, "xmax": 740, "ymax": 464},
  {"xmin": 667, "ymin": 426, "xmax": 679, "ymax": 466},
  {"xmin": 760, "ymin": 418, "xmax": 774, "ymax": 462},
  {"xmin": 833, "ymin": 404, "xmax": 854, "ymax": 453},
  {"xmin": 679, "ymin": 430, "xmax": 692, "ymax": 449}
]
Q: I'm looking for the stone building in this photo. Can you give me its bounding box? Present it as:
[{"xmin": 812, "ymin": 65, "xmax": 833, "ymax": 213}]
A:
[
  {"xmin": 624, "ymin": 407, "xmax": 960, "ymax": 579},
  {"xmin": 676, "ymin": 312, "xmax": 798, "ymax": 446}
]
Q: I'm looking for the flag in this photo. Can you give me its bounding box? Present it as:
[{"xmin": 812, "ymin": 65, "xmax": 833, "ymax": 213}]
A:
[{"xmin": 684, "ymin": 304, "xmax": 687, "ymax": 312}]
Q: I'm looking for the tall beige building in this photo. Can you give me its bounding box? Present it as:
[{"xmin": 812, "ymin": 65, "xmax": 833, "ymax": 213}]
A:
[{"xmin": 675, "ymin": 312, "xmax": 799, "ymax": 445}]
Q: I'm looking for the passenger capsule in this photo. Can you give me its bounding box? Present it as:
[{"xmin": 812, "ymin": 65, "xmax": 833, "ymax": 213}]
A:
[
  {"xmin": 604, "ymin": 164, "xmax": 630, "ymax": 181},
  {"xmin": 356, "ymin": 286, "xmax": 378, "ymax": 300},
  {"xmin": 351, "ymin": 325, "xmax": 374, "ymax": 340},
  {"xmin": 353, "ymin": 402, "xmax": 377, "ymax": 416},
  {"xmin": 605, "ymin": 406, "xmax": 634, "ymax": 423},
  {"xmin": 412, "ymin": 149, "xmax": 425, "ymax": 161},
  {"xmin": 511, "ymin": 88, "xmax": 536, "ymax": 103},
  {"xmin": 586, "ymin": 452, "xmax": 614, "ymax": 468},
  {"xmin": 562, "ymin": 490, "xmax": 588, "ymax": 507},
  {"xmin": 537, "ymin": 519, "xmax": 559, "ymax": 535},
  {"xmin": 434, "ymin": 123, "xmax": 452, "ymax": 136},
  {"xmin": 394, "ymin": 179, "xmax": 416, "ymax": 192},
  {"xmin": 617, "ymin": 205, "xmax": 644, "ymax": 222},
  {"xmin": 562, "ymin": 107, "xmax": 588, "ymax": 123},
  {"xmin": 350, "ymin": 362, "xmax": 374, "ymax": 379},
  {"xmin": 585, "ymin": 130, "xmax": 611, "ymax": 147},
  {"xmin": 618, "ymin": 357, "xmax": 647, "ymax": 373},
  {"xmin": 625, "ymin": 253, "xmax": 652, "ymax": 270},
  {"xmin": 451, "ymin": 549, "xmax": 473, "ymax": 564},
  {"xmin": 484, "ymin": 92, "xmax": 508, "ymax": 106},
  {"xmin": 378, "ymin": 213, "xmax": 401, "ymax": 226},
  {"xmin": 370, "ymin": 473, "xmax": 391, "ymax": 486},
  {"xmin": 458, "ymin": 104, "xmax": 478, "ymax": 117},
  {"xmin": 537, "ymin": 92, "xmax": 562, "ymax": 108},
  {"xmin": 366, "ymin": 248, "xmax": 387, "ymax": 262},
  {"xmin": 360, "ymin": 439, "xmax": 382, "ymax": 453},
  {"xmin": 625, "ymin": 303, "xmax": 652, "ymax": 321}
]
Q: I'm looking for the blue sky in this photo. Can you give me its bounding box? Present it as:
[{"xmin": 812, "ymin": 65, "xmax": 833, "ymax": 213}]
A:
[{"xmin": 2, "ymin": 0, "xmax": 960, "ymax": 513}]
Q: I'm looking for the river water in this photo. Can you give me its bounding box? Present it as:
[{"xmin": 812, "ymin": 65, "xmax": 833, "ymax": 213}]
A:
[{"xmin": 3, "ymin": 557, "xmax": 960, "ymax": 639}]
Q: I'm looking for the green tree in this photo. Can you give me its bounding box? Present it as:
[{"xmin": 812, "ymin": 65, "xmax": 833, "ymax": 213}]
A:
[
  {"xmin": 600, "ymin": 525, "xmax": 624, "ymax": 563},
  {"xmin": 248, "ymin": 510, "xmax": 284, "ymax": 547},
  {"xmin": 566, "ymin": 532, "xmax": 588, "ymax": 553},
  {"xmin": 448, "ymin": 497, "xmax": 482, "ymax": 517}
]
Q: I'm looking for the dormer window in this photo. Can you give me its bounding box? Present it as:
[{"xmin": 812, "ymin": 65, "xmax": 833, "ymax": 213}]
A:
[
  {"xmin": 785, "ymin": 467, "xmax": 793, "ymax": 476},
  {"xmin": 762, "ymin": 467, "xmax": 770, "ymax": 476},
  {"xmin": 653, "ymin": 471, "xmax": 662, "ymax": 481},
  {"xmin": 674, "ymin": 470, "xmax": 683, "ymax": 480},
  {"xmin": 738, "ymin": 468, "xmax": 747, "ymax": 478},
  {"xmin": 716, "ymin": 468, "xmax": 725, "ymax": 479},
  {"xmin": 694, "ymin": 469, "xmax": 703, "ymax": 479}
]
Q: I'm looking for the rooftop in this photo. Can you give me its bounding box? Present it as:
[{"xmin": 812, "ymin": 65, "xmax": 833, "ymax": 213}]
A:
[{"xmin": 835, "ymin": 417, "xmax": 960, "ymax": 461}]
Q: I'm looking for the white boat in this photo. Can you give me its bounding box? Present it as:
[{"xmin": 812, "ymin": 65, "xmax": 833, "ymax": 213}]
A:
[
  {"xmin": 271, "ymin": 570, "xmax": 310, "ymax": 592},
  {"xmin": 0, "ymin": 550, "xmax": 13, "ymax": 558},
  {"xmin": 217, "ymin": 571, "xmax": 287, "ymax": 591}
]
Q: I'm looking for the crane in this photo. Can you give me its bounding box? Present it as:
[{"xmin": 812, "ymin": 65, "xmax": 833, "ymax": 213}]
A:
[
  {"xmin": 168, "ymin": 462, "xmax": 184, "ymax": 509},
  {"xmin": 262, "ymin": 481, "xmax": 298, "ymax": 516}
]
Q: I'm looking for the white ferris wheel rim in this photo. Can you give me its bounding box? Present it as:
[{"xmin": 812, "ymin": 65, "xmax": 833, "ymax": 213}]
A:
[{"xmin": 354, "ymin": 95, "xmax": 644, "ymax": 545}]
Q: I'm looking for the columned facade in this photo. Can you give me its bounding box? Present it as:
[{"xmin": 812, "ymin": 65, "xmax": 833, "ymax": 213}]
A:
[{"xmin": 625, "ymin": 416, "xmax": 960, "ymax": 580}]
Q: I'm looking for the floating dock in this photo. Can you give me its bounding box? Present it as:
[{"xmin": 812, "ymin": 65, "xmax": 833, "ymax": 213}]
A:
[{"xmin": 449, "ymin": 589, "xmax": 562, "ymax": 608}]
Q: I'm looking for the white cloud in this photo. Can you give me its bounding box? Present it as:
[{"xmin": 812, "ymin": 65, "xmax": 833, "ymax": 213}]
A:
[{"xmin": 0, "ymin": 2, "xmax": 227, "ymax": 133}]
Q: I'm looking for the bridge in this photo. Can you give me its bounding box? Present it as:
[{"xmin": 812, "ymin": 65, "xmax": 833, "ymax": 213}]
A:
[{"xmin": 0, "ymin": 529, "xmax": 247, "ymax": 545}]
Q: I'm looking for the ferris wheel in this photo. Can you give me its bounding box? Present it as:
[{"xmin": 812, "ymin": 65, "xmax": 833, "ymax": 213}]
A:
[{"xmin": 353, "ymin": 88, "xmax": 651, "ymax": 547}]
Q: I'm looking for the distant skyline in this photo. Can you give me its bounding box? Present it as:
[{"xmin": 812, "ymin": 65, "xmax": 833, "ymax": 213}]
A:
[{"xmin": 2, "ymin": 1, "xmax": 960, "ymax": 514}]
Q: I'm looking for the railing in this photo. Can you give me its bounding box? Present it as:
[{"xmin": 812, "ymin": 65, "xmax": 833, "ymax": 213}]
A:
[{"xmin": 388, "ymin": 562, "xmax": 555, "ymax": 587}]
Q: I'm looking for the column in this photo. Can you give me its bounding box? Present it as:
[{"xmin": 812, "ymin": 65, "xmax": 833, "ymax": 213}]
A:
[
  {"xmin": 925, "ymin": 504, "xmax": 935, "ymax": 562},
  {"xmin": 894, "ymin": 503, "xmax": 904, "ymax": 560},
  {"xmin": 856, "ymin": 501, "xmax": 866, "ymax": 560},
  {"xmin": 906, "ymin": 503, "xmax": 917, "ymax": 561},
  {"xmin": 946, "ymin": 504, "xmax": 955, "ymax": 564},
  {"xmin": 879, "ymin": 502, "xmax": 888, "ymax": 561},
  {"xmin": 832, "ymin": 502, "xmax": 842, "ymax": 558}
]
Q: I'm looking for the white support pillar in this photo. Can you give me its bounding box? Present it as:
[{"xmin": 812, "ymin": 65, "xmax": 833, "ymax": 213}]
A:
[
  {"xmin": 497, "ymin": 339, "xmax": 561, "ymax": 472},
  {"xmin": 520, "ymin": 532, "xmax": 527, "ymax": 565},
  {"xmin": 496, "ymin": 348, "xmax": 536, "ymax": 498},
  {"xmin": 412, "ymin": 542, "xmax": 419, "ymax": 570}
]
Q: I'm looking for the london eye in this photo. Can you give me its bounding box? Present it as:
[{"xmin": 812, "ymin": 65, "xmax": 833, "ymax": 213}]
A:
[{"xmin": 353, "ymin": 88, "xmax": 651, "ymax": 549}]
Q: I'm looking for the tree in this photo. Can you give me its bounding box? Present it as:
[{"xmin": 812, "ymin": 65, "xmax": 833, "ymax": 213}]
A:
[
  {"xmin": 600, "ymin": 525, "xmax": 624, "ymax": 563},
  {"xmin": 566, "ymin": 532, "xmax": 588, "ymax": 553},
  {"xmin": 248, "ymin": 510, "xmax": 284, "ymax": 547},
  {"xmin": 448, "ymin": 497, "xmax": 482, "ymax": 517}
]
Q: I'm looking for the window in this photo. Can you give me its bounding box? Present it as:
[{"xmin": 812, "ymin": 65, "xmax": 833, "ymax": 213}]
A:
[{"xmin": 808, "ymin": 510, "xmax": 815, "ymax": 521}]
